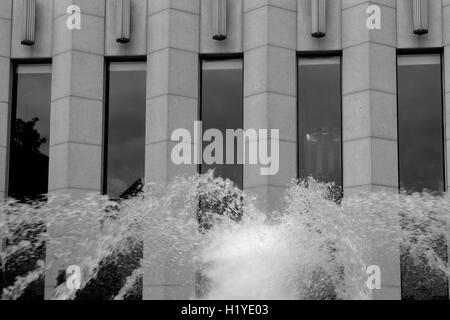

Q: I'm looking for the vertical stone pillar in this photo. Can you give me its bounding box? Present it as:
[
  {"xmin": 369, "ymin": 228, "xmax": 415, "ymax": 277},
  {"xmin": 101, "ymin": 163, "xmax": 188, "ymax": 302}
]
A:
[
  {"xmin": 442, "ymin": 0, "xmax": 450, "ymax": 300},
  {"xmin": 144, "ymin": 0, "xmax": 200, "ymax": 300},
  {"xmin": 0, "ymin": 0, "xmax": 12, "ymax": 202},
  {"xmin": 242, "ymin": 0, "xmax": 297, "ymax": 213},
  {"xmin": 45, "ymin": 0, "xmax": 105, "ymax": 298},
  {"xmin": 0, "ymin": 0, "xmax": 12, "ymax": 294},
  {"xmin": 342, "ymin": 1, "xmax": 400, "ymax": 299}
]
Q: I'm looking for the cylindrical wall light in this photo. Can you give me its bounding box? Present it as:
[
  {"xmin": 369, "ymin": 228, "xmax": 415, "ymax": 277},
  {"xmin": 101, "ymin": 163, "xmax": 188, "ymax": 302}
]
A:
[
  {"xmin": 413, "ymin": 0, "xmax": 428, "ymax": 35},
  {"xmin": 21, "ymin": 0, "xmax": 36, "ymax": 46},
  {"xmin": 212, "ymin": 0, "xmax": 227, "ymax": 41},
  {"xmin": 311, "ymin": 0, "xmax": 326, "ymax": 38},
  {"xmin": 116, "ymin": 0, "xmax": 131, "ymax": 43}
]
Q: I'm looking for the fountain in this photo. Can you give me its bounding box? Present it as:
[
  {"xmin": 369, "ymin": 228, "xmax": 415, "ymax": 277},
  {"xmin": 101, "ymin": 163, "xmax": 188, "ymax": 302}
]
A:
[{"xmin": 0, "ymin": 173, "xmax": 448, "ymax": 300}]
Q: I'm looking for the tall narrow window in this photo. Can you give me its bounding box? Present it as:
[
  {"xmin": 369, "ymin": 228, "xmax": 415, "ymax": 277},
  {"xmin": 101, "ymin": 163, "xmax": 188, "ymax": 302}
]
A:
[
  {"xmin": 398, "ymin": 54, "xmax": 448, "ymax": 300},
  {"xmin": 201, "ymin": 59, "xmax": 243, "ymax": 189},
  {"xmin": 398, "ymin": 54, "xmax": 445, "ymax": 194},
  {"xmin": 8, "ymin": 64, "xmax": 52, "ymax": 201},
  {"xmin": 198, "ymin": 58, "xmax": 243, "ymax": 298},
  {"xmin": 298, "ymin": 56, "xmax": 342, "ymax": 196},
  {"xmin": 104, "ymin": 61, "xmax": 146, "ymax": 199}
]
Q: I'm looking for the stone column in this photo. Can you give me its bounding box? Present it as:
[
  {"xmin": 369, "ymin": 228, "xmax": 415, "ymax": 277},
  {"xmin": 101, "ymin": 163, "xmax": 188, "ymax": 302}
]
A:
[
  {"xmin": 242, "ymin": 0, "xmax": 297, "ymax": 213},
  {"xmin": 342, "ymin": 0, "xmax": 400, "ymax": 299},
  {"xmin": 45, "ymin": 0, "xmax": 105, "ymax": 298},
  {"xmin": 0, "ymin": 0, "xmax": 12, "ymax": 295},
  {"xmin": 0, "ymin": 0, "xmax": 12, "ymax": 202},
  {"xmin": 442, "ymin": 0, "xmax": 450, "ymax": 300},
  {"xmin": 144, "ymin": 0, "xmax": 200, "ymax": 300}
]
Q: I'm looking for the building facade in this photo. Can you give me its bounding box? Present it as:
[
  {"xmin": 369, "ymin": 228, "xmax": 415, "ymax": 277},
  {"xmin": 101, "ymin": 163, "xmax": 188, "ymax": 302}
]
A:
[{"xmin": 0, "ymin": 0, "xmax": 449, "ymax": 300}]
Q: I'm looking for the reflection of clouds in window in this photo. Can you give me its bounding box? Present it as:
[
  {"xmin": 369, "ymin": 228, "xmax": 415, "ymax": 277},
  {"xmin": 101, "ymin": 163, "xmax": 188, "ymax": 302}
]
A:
[
  {"xmin": 298, "ymin": 57, "xmax": 342, "ymax": 188},
  {"xmin": 201, "ymin": 59, "xmax": 243, "ymax": 189},
  {"xmin": 106, "ymin": 62, "xmax": 146, "ymax": 198}
]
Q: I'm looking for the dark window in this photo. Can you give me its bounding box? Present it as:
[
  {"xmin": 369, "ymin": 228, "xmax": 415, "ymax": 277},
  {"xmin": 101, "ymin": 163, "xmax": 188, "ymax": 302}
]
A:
[
  {"xmin": 298, "ymin": 57, "xmax": 342, "ymax": 195},
  {"xmin": 201, "ymin": 59, "xmax": 243, "ymax": 189},
  {"xmin": 104, "ymin": 61, "xmax": 146, "ymax": 199},
  {"xmin": 8, "ymin": 64, "xmax": 52, "ymax": 201},
  {"xmin": 397, "ymin": 54, "xmax": 448, "ymax": 300},
  {"xmin": 398, "ymin": 54, "xmax": 445, "ymax": 193}
]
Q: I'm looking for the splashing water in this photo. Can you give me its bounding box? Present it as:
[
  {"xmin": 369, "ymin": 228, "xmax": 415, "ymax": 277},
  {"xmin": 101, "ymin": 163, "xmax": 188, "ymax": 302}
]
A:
[{"xmin": 0, "ymin": 173, "xmax": 449, "ymax": 300}]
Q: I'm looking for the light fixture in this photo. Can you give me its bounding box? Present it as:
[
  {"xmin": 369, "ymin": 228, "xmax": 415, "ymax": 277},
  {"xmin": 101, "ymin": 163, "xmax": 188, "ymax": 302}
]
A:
[
  {"xmin": 21, "ymin": 0, "xmax": 36, "ymax": 46},
  {"xmin": 413, "ymin": 0, "xmax": 428, "ymax": 35},
  {"xmin": 116, "ymin": 0, "xmax": 131, "ymax": 43},
  {"xmin": 311, "ymin": 0, "xmax": 326, "ymax": 38},
  {"xmin": 212, "ymin": 0, "xmax": 227, "ymax": 41}
]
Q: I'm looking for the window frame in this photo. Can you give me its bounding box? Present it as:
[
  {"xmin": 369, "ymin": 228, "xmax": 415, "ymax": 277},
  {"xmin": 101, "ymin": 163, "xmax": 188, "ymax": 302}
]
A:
[
  {"xmin": 396, "ymin": 48, "xmax": 447, "ymax": 194},
  {"xmin": 198, "ymin": 53, "xmax": 244, "ymax": 189},
  {"xmin": 102, "ymin": 56, "xmax": 147, "ymax": 197},
  {"xmin": 396, "ymin": 48, "xmax": 448, "ymax": 300},
  {"xmin": 7, "ymin": 58, "xmax": 52, "ymax": 200},
  {"xmin": 296, "ymin": 51, "xmax": 343, "ymax": 195}
]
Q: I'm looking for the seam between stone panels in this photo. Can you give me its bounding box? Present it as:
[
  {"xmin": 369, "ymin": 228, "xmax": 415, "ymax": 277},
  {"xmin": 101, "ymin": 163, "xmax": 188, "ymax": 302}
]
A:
[
  {"xmin": 147, "ymin": 93, "xmax": 198, "ymax": 102},
  {"xmin": 243, "ymin": 4, "xmax": 297, "ymax": 14},
  {"xmin": 147, "ymin": 46, "xmax": 198, "ymax": 56},
  {"xmin": 145, "ymin": 140, "xmax": 171, "ymax": 146},
  {"xmin": 53, "ymin": 48, "xmax": 105, "ymax": 58},
  {"xmin": 53, "ymin": 11, "xmax": 105, "ymax": 20},
  {"xmin": 342, "ymin": 2, "xmax": 396, "ymax": 12},
  {"xmin": 147, "ymin": 92, "xmax": 197, "ymax": 101},
  {"xmin": 244, "ymin": 43, "xmax": 296, "ymax": 53},
  {"xmin": 244, "ymin": 91, "xmax": 296, "ymax": 99},
  {"xmin": 0, "ymin": 16, "xmax": 11, "ymax": 21},
  {"xmin": 343, "ymin": 40, "xmax": 397, "ymax": 51},
  {"xmin": 343, "ymin": 88, "xmax": 397, "ymax": 97},
  {"xmin": 51, "ymin": 95, "xmax": 103, "ymax": 104},
  {"xmin": 343, "ymin": 136, "xmax": 397, "ymax": 143},
  {"xmin": 147, "ymin": 7, "xmax": 200, "ymax": 19},
  {"xmin": 50, "ymin": 141, "xmax": 103, "ymax": 148}
]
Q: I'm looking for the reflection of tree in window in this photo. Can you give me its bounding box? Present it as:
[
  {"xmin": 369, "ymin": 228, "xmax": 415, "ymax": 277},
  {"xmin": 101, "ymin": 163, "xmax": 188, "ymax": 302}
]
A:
[
  {"xmin": 105, "ymin": 62, "xmax": 146, "ymax": 200},
  {"xmin": 9, "ymin": 65, "xmax": 51, "ymax": 202},
  {"xmin": 5, "ymin": 64, "xmax": 52, "ymax": 300},
  {"xmin": 8, "ymin": 118, "xmax": 49, "ymax": 201}
]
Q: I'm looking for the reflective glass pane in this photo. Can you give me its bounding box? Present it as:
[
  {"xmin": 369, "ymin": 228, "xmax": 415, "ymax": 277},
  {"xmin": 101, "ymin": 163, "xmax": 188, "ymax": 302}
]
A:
[
  {"xmin": 398, "ymin": 54, "xmax": 448, "ymax": 300},
  {"xmin": 201, "ymin": 59, "xmax": 243, "ymax": 189},
  {"xmin": 398, "ymin": 54, "xmax": 445, "ymax": 193},
  {"xmin": 8, "ymin": 64, "xmax": 52, "ymax": 201},
  {"xmin": 105, "ymin": 62, "xmax": 146, "ymax": 199},
  {"xmin": 298, "ymin": 57, "xmax": 342, "ymax": 194}
]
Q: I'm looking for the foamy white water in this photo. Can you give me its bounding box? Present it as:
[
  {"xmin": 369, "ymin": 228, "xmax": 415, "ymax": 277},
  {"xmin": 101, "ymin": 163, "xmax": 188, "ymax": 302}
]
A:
[{"xmin": 1, "ymin": 174, "xmax": 449, "ymax": 300}]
